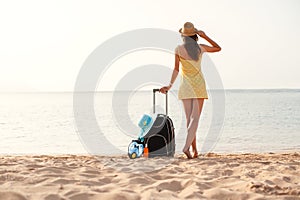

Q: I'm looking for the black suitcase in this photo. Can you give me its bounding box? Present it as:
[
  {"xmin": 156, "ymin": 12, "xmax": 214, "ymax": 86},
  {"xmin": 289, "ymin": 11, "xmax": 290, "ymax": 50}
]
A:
[{"xmin": 143, "ymin": 89, "xmax": 175, "ymax": 157}]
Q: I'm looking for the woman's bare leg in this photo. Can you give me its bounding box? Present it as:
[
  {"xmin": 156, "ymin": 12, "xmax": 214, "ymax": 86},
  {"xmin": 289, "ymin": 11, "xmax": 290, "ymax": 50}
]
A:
[
  {"xmin": 183, "ymin": 98, "xmax": 204, "ymax": 158},
  {"xmin": 182, "ymin": 99, "xmax": 193, "ymax": 159},
  {"xmin": 192, "ymin": 98, "xmax": 204, "ymax": 158},
  {"xmin": 192, "ymin": 135, "xmax": 198, "ymax": 158}
]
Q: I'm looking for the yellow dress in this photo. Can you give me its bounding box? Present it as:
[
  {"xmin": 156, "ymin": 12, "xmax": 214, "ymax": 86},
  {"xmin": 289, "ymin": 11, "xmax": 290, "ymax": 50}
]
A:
[{"xmin": 178, "ymin": 54, "xmax": 208, "ymax": 100}]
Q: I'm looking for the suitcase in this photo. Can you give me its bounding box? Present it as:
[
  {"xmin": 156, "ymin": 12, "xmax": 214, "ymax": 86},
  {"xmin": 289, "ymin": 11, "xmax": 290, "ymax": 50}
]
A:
[{"xmin": 142, "ymin": 89, "xmax": 176, "ymax": 157}]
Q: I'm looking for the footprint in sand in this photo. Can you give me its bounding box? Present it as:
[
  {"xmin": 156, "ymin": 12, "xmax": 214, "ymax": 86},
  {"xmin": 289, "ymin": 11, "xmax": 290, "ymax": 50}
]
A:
[
  {"xmin": 25, "ymin": 164, "xmax": 45, "ymax": 169},
  {"xmin": 264, "ymin": 179, "xmax": 276, "ymax": 185},
  {"xmin": 77, "ymin": 180, "xmax": 106, "ymax": 186},
  {"xmin": 89, "ymin": 192, "xmax": 140, "ymax": 200},
  {"xmin": 51, "ymin": 178, "xmax": 78, "ymax": 185},
  {"xmin": 98, "ymin": 177, "xmax": 113, "ymax": 184},
  {"xmin": 128, "ymin": 177, "xmax": 153, "ymax": 185},
  {"xmin": 222, "ymin": 169, "xmax": 234, "ymax": 176},
  {"xmin": 227, "ymin": 163, "xmax": 240, "ymax": 168},
  {"xmin": 282, "ymin": 176, "xmax": 291, "ymax": 183},
  {"xmin": 35, "ymin": 167, "xmax": 64, "ymax": 174},
  {"xmin": 64, "ymin": 190, "xmax": 80, "ymax": 197},
  {"xmin": 44, "ymin": 194, "xmax": 65, "ymax": 200},
  {"xmin": 24, "ymin": 177, "xmax": 48, "ymax": 185},
  {"xmin": 204, "ymin": 188, "xmax": 251, "ymax": 200},
  {"xmin": 195, "ymin": 182, "xmax": 215, "ymax": 190},
  {"xmin": 79, "ymin": 173, "xmax": 97, "ymax": 178},
  {"xmin": 156, "ymin": 180, "xmax": 183, "ymax": 192},
  {"xmin": 1, "ymin": 174, "xmax": 25, "ymax": 182},
  {"xmin": 81, "ymin": 169, "xmax": 99, "ymax": 175},
  {"xmin": 69, "ymin": 193, "xmax": 94, "ymax": 200}
]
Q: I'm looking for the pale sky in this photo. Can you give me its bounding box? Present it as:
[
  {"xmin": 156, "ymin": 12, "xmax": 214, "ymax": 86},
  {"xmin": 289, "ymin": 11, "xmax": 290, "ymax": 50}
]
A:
[{"xmin": 0, "ymin": 0, "xmax": 299, "ymax": 92}]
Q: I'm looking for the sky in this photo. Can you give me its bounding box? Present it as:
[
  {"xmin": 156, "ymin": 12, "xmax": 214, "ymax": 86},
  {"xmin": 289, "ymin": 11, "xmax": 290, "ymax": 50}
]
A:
[{"xmin": 0, "ymin": 0, "xmax": 299, "ymax": 92}]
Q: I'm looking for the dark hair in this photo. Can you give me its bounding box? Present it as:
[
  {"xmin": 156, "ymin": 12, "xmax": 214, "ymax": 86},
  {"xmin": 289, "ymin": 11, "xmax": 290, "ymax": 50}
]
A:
[{"xmin": 183, "ymin": 34, "xmax": 201, "ymax": 61}]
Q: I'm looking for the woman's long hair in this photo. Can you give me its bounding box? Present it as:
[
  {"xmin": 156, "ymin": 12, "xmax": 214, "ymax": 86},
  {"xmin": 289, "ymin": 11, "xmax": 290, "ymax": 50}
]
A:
[{"xmin": 183, "ymin": 34, "xmax": 201, "ymax": 61}]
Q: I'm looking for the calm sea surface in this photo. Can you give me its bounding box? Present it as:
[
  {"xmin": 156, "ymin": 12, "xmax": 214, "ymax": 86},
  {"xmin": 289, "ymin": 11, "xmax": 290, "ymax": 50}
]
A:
[{"xmin": 0, "ymin": 90, "xmax": 299, "ymax": 155}]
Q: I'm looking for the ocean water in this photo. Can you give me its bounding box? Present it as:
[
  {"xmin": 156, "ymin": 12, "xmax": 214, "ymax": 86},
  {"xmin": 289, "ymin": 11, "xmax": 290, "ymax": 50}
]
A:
[{"xmin": 0, "ymin": 90, "xmax": 299, "ymax": 155}]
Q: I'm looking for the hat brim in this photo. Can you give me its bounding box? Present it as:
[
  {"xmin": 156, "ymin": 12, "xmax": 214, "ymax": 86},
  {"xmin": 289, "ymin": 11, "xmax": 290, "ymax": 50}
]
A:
[{"xmin": 179, "ymin": 28, "xmax": 198, "ymax": 36}]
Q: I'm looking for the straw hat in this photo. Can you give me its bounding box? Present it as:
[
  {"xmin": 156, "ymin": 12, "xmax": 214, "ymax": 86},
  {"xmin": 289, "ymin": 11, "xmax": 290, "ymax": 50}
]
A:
[{"xmin": 179, "ymin": 22, "xmax": 198, "ymax": 36}]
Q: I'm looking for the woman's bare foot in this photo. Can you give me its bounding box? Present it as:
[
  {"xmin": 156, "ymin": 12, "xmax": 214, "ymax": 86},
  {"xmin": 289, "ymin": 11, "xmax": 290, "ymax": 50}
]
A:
[
  {"xmin": 183, "ymin": 149, "xmax": 193, "ymax": 159},
  {"xmin": 192, "ymin": 147, "xmax": 198, "ymax": 158},
  {"xmin": 193, "ymin": 151, "xmax": 198, "ymax": 158}
]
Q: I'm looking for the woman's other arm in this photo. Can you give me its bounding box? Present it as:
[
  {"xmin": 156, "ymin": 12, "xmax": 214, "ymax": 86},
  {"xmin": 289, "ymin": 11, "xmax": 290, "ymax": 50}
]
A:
[{"xmin": 160, "ymin": 50, "xmax": 180, "ymax": 94}]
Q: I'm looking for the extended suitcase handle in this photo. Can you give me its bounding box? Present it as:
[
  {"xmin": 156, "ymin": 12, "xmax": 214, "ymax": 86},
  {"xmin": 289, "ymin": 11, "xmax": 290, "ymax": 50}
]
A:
[{"xmin": 153, "ymin": 88, "xmax": 168, "ymax": 115}]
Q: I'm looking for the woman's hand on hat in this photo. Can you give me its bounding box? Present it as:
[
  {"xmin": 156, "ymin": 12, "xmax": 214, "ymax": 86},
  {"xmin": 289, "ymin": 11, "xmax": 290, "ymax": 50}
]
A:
[
  {"xmin": 197, "ymin": 30, "xmax": 206, "ymax": 38},
  {"xmin": 159, "ymin": 85, "xmax": 171, "ymax": 94}
]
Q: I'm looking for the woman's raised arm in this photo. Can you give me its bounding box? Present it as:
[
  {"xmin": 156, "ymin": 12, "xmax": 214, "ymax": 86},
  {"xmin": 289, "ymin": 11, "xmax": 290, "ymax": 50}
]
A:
[{"xmin": 197, "ymin": 30, "xmax": 221, "ymax": 52}]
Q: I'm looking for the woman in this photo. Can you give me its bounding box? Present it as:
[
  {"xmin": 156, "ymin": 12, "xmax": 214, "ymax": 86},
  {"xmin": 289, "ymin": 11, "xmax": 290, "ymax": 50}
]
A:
[{"xmin": 160, "ymin": 22, "xmax": 221, "ymax": 159}]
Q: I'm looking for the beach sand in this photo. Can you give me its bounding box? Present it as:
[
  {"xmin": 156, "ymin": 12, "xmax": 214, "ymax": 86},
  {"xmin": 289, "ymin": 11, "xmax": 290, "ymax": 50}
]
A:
[{"xmin": 0, "ymin": 152, "xmax": 299, "ymax": 200}]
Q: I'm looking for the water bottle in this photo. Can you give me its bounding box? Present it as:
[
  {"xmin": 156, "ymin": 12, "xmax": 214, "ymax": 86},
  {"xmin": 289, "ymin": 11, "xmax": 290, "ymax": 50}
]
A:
[{"xmin": 144, "ymin": 144, "xmax": 149, "ymax": 158}]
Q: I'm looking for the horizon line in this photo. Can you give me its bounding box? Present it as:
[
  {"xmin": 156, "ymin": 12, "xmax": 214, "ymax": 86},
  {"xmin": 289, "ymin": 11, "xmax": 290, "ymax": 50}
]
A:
[{"xmin": 0, "ymin": 88, "xmax": 300, "ymax": 94}]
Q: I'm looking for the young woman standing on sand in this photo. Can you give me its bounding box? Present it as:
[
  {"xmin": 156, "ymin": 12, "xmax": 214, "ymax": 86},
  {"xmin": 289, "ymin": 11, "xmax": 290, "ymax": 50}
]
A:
[{"xmin": 160, "ymin": 22, "xmax": 221, "ymax": 159}]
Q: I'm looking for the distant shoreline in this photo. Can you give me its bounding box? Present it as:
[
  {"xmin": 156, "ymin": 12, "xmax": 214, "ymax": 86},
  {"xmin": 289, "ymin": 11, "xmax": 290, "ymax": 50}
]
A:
[{"xmin": 1, "ymin": 88, "xmax": 300, "ymax": 94}]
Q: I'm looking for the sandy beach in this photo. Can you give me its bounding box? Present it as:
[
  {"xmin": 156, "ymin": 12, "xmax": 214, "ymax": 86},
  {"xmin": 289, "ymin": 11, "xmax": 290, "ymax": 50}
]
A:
[{"xmin": 0, "ymin": 152, "xmax": 299, "ymax": 200}]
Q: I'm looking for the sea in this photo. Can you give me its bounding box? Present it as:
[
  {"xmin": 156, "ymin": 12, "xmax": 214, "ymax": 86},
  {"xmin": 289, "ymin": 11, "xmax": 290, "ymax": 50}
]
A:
[{"xmin": 0, "ymin": 89, "xmax": 299, "ymax": 155}]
